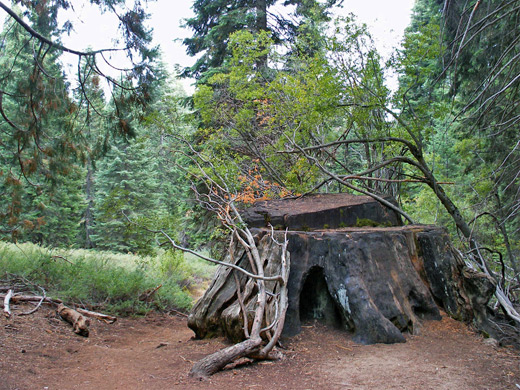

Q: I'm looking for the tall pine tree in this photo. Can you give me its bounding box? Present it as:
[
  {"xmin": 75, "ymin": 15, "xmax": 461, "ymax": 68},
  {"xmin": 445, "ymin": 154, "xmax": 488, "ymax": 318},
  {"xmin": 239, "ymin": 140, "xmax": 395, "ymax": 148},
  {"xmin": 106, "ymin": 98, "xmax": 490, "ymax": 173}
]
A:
[
  {"xmin": 0, "ymin": 5, "xmax": 84, "ymax": 244},
  {"xmin": 183, "ymin": 0, "xmax": 341, "ymax": 82}
]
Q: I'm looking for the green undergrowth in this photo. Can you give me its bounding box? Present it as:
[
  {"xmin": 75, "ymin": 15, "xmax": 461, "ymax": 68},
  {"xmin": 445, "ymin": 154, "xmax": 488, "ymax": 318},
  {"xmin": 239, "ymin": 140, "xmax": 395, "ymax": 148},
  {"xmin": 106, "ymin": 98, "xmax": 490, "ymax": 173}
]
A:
[{"xmin": 0, "ymin": 241, "xmax": 215, "ymax": 316}]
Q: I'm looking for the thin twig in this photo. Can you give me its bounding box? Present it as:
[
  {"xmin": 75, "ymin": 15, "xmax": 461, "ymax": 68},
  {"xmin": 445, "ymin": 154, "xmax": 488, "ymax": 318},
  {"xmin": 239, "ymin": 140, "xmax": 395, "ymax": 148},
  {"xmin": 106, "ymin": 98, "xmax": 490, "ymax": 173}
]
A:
[{"xmin": 51, "ymin": 255, "xmax": 74, "ymax": 265}]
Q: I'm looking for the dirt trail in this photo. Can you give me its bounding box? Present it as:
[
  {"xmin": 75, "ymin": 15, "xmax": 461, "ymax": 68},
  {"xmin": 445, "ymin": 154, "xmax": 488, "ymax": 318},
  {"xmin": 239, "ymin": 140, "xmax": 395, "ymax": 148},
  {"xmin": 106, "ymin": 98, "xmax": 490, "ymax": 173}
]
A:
[{"xmin": 1, "ymin": 307, "xmax": 519, "ymax": 390}]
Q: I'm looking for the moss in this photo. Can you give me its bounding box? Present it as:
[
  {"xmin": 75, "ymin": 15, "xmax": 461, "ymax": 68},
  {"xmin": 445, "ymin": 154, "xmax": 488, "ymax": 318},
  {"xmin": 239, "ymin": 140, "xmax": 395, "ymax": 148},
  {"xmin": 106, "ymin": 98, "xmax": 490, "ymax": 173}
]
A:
[
  {"xmin": 323, "ymin": 224, "xmax": 330, "ymax": 229},
  {"xmin": 355, "ymin": 218, "xmax": 393, "ymax": 228}
]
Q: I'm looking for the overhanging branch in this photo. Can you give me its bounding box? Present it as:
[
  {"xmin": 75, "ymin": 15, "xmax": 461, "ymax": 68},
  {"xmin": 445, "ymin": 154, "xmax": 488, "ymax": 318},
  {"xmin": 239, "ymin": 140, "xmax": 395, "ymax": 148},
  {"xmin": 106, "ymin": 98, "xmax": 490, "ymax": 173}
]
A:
[{"xmin": 0, "ymin": 1, "xmax": 125, "ymax": 57}]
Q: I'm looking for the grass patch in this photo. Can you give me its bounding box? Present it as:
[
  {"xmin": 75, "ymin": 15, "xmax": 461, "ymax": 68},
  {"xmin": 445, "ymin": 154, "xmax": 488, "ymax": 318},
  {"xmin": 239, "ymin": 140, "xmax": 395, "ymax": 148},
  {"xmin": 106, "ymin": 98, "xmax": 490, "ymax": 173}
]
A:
[{"xmin": 0, "ymin": 241, "xmax": 216, "ymax": 315}]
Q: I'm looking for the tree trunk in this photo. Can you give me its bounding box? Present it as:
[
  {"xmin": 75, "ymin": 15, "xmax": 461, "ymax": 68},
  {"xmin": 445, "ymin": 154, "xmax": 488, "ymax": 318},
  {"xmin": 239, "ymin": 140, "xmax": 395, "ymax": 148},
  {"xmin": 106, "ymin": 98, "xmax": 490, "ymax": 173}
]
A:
[
  {"xmin": 255, "ymin": 0, "xmax": 268, "ymax": 69},
  {"xmin": 189, "ymin": 195, "xmax": 499, "ymax": 345},
  {"xmin": 255, "ymin": 0, "xmax": 267, "ymax": 32},
  {"xmin": 84, "ymin": 158, "xmax": 95, "ymax": 249},
  {"xmin": 412, "ymin": 153, "xmax": 520, "ymax": 324}
]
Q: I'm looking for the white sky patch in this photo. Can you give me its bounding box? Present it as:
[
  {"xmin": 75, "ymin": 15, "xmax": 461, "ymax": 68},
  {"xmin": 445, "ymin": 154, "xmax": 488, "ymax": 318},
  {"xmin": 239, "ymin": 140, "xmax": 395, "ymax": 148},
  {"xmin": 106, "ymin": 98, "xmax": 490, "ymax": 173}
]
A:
[
  {"xmin": 0, "ymin": 0, "xmax": 416, "ymax": 94},
  {"xmin": 339, "ymin": 0, "xmax": 415, "ymax": 59}
]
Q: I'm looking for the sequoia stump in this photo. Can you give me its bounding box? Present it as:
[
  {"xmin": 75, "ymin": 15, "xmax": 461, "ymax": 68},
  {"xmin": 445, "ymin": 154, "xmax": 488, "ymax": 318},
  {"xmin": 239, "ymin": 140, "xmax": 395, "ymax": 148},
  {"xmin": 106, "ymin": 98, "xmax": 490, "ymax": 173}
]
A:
[{"xmin": 188, "ymin": 194, "xmax": 495, "ymax": 344}]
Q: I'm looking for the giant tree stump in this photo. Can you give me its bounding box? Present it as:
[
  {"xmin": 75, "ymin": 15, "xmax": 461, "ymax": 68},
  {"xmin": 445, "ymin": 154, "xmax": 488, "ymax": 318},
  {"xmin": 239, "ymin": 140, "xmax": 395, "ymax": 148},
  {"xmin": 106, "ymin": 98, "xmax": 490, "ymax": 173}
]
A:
[{"xmin": 189, "ymin": 194, "xmax": 495, "ymax": 344}]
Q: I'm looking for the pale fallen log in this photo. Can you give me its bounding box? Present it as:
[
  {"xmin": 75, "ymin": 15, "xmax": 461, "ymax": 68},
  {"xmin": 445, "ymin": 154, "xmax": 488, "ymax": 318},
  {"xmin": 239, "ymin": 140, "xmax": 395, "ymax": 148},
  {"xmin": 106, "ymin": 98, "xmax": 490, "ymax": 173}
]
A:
[
  {"xmin": 190, "ymin": 337, "xmax": 264, "ymax": 379},
  {"xmin": 57, "ymin": 304, "xmax": 90, "ymax": 337},
  {"xmin": 0, "ymin": 293, "xmax": 62, "ymax": 306},
  {"xmin": 3, "ymin": 289, "xmax": 13, "ymax": 318},
  {"xmin": 77, "ymin": 308, "xmax": 117, "ymax": 324},
  {"xmin": 0, "ymin": 292, "xmax": 115, "ymax": 333}
]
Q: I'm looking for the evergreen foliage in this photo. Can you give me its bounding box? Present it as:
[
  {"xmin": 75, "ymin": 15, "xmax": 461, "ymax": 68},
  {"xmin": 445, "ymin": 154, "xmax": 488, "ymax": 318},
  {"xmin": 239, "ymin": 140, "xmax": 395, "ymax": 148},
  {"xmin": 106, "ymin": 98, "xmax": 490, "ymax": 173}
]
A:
[
  {"xmin": 92, "ymin": 133, "xmax": 166, "ymax": 254},
  {"xmin": 182, "ymin": 0, "xmax": 342, "ymax": 82},
  {"xmin": 396, "ymin": 0, "xmax": 520, "ymax": 281},
  {"xmin": 0, "ymin": 1, "xmax": 160, "ymax": 243},
  {"xmin": 0, "ymin": 10, "xmax": 83, "ymax": 244}
]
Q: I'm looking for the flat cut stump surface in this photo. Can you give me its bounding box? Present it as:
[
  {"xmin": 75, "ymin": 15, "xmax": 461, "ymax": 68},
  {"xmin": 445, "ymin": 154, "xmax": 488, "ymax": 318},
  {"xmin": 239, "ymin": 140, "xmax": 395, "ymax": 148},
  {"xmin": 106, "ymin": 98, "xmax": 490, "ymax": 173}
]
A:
[
  {"xmin": 1, "ymin": 306, "xmax": 519, "ymax": 389},
  {"xmin": 241, "ymin": 193, "xmax": 402, "ymax": 230}
]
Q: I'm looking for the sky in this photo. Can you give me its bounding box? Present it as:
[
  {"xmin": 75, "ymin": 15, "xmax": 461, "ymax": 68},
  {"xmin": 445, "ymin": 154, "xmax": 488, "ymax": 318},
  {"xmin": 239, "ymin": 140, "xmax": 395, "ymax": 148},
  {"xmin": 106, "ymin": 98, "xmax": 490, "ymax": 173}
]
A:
[
  {"xmin": 1, "ymin": 0, "xmax": 417, "ymax": 93},
  {"xmin": 145, "ymin": 0, "xmax": 416, "ymax": 68},
  {"xmin": 147, "ymin": 0, "xmax": 417, "ymax": 86}
]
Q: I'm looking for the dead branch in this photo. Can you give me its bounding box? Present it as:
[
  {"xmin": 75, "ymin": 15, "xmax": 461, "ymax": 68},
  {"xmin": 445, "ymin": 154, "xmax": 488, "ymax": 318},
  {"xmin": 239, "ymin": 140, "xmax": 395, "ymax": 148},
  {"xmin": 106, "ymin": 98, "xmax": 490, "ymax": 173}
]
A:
[
  {"xmin": 190, "ymin": 337, "xmax": 264, "ymax": 379},
  {"xmin": 18, "ymin": 287, "xmax": 46, "ymax": 316},
  {"xmin": 278, "ymin": 136, "xmax": 417, "ymax": 155},
  {"xmin": 138, "ymin": 284, "xmax": 163, "ymax": 302},
  {"xmin": 0, "ymin": 286, "xmax": 22, "ymax": 293},
  {"xmin": 153, "ymin": 139, "xmax": 293, "ymax": 377},
  {"xmin": 3, "ymin": 289, "xmax": 13, "ymax": 318},
  {"xmin": 282, "ymin": 133, "xmax": 416, "ymax": 224},
  {"xmin": 0, "ymin": 293, "xmax": 62, "ymax": 306},
  {"xmin": 258, "ymin": 227, "xmax": 290, "ymax": 357},
  {"xmin": 229, "ymin": 233, "xmax": 251, "ymax": 338},
  {"xmin": 57, "ymin": 304, "xmax": 90, "ymax": 337},
  {"xmin": 168, "ymin": 309, "xmax": 189, "ymax": 318},
  {"xmin": 51, "ymin": 255, "xmax": 74, "ymax": 265},
  {"xmin": 76, "ymin": 308, "xmax": 117, "ymax": 324},
  {"xmin": 0, "ymin": 288, "xmax": 117, "ymax": 327},
  {"xmin": 0, "ymin": 1, "xmax": 123, "ymax": 57},
  {"xmin": 340, "ymin": 175, "xmax": 455, "ymax": 185},
  {"xmin": 234, "ymin": 271, "xmax": 251, "ymax": 338},
  {"xmin": 125, "ymin": 214, "xmax": 283, "ymax": 283}
]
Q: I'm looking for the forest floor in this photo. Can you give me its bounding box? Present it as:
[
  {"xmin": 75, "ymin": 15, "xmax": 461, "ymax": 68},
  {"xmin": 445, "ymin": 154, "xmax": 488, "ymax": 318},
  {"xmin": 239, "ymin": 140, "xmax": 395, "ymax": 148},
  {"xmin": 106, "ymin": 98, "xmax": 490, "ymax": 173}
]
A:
[{"xmin": 1, "ymin": 305, "xmax": 519, "ymax": 390}]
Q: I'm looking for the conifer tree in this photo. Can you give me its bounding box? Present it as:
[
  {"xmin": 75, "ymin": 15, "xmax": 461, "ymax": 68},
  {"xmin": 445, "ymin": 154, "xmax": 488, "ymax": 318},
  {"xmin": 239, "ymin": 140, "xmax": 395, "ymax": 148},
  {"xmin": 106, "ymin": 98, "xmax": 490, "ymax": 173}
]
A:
[
  {"xmin": 71, "ymin": 71, "xmax": 109, "ymax": 249},
  {"xmin": 0, "ymin": 1, "xmax": 160, "ymax": 241},
  {"xmin": 183, "ymin": 0, "xmax": 341, "ymax": 81},
  {"xmin": 92, "ymin": 132, "xmax": 166, "ymax": 254},
  {"xmin": 0, "ymin": 7, "xmax": 81, "ymax": 243}
]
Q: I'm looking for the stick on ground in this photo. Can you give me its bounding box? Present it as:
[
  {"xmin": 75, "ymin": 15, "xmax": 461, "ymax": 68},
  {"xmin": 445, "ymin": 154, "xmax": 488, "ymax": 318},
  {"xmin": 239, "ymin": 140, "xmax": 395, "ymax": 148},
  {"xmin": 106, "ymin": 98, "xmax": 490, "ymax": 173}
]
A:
[
  {"xmin": 3, "ymin": 289, "xmax": 13, "ymax": 318},
  {"xmin": 77, "ymin": 308, "xmax": 117, "ymax": 324}
]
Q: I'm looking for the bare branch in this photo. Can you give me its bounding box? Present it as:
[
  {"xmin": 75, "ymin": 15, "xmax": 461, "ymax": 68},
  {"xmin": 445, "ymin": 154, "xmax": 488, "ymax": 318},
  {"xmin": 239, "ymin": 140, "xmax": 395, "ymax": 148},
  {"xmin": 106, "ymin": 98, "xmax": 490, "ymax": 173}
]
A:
[
  {"xmin": 0, "ymin": 1, "xmax": 125, "ymax": 57},
  {"xmin": 123, "ymin": 212, "xmax": 283, "ymax": 283},
  {"xmin": 283, "ymin": 133, "xmax": 416, "ymax": 224}
]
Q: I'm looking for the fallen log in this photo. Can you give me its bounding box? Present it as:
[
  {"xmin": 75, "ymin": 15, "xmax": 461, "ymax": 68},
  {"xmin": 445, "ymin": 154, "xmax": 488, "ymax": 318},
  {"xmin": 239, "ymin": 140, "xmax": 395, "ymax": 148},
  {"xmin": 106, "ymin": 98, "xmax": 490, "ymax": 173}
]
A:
[
  {"xmin": 189, "ymin": 337, "xmax": 264, "ymax": 379},
  {"xmin": 0, "ymin": 293, "xmax": 62, "ymax": 306},
  {"xmin": 57, "ymin": 304, "xmax": 90, "ymax": 337},
  {"xmin": 77, "ymin": 308, "xmax": 117, "ymax": 324},
  {"xmin": 3, "ymin": 289, "xmax": 13, "ymax": 318}
]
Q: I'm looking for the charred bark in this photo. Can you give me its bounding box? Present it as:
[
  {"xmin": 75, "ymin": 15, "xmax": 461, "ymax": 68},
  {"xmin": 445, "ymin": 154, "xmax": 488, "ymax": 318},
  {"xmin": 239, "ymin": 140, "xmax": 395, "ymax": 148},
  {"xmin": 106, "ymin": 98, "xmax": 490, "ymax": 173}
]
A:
[{"xmin": 190, "ymin": 195, "xmax": 497, "ymax": 345}]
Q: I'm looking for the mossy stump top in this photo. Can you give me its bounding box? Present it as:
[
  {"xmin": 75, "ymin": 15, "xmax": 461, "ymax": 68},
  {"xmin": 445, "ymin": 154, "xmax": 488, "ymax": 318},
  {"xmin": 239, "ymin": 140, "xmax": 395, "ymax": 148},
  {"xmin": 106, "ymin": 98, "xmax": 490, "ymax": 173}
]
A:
[{"xmin": 241, "ymin": 193, "xmax": 402, "ymax": 231}]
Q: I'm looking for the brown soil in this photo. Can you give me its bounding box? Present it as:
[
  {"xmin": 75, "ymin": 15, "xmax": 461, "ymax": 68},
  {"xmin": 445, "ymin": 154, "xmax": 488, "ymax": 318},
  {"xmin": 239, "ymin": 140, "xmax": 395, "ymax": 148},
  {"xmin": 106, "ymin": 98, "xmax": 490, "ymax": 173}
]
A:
[{"xmin": 1, "ymin": 306, "xmax": 519, "ymax": 390}]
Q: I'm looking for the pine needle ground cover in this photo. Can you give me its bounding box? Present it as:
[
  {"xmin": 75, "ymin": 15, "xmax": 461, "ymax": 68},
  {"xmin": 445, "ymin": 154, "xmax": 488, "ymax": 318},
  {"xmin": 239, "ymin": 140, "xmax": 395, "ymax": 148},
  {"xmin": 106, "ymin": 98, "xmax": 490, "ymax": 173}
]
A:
[{"xmin": 0, "ymin": 242, "xmax": 215, "ymax": 315}]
